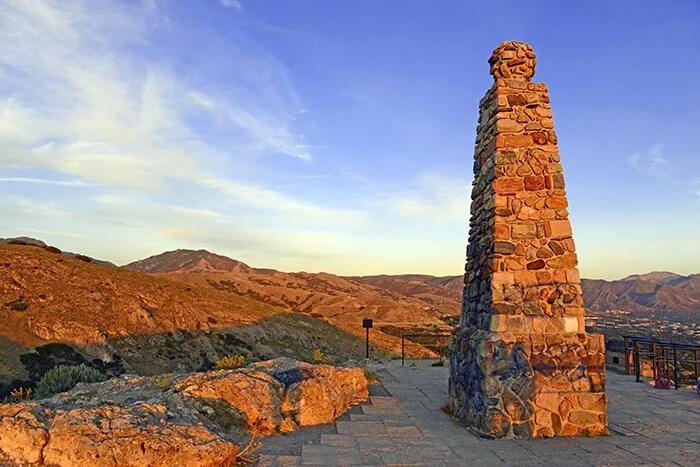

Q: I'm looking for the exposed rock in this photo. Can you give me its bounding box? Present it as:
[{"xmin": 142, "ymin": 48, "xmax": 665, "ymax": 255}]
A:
[
  {"xmin": 0, "ymin": 402, "xmax": 235, "ymax": 467},
  {"xmin": 177, "ymin": 370, "xmax": 285, "ymax": 435},
  {"xmin": 262, "ymin": 359, "xmax": 368, "ymax": 426},
  {"xmin": 0, "ymin": 359, "xmax": 368, "ymax": 465}
]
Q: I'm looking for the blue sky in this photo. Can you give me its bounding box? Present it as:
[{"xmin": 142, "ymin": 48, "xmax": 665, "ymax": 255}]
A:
[{"xmin": 1, "ymin": 0, "xmax": 698, "ymax": 279}]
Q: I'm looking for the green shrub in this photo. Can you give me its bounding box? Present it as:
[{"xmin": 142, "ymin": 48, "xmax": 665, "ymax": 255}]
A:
[{"xmin": 35, "ymin": 364, "xmax": 106, "ymax": 399}]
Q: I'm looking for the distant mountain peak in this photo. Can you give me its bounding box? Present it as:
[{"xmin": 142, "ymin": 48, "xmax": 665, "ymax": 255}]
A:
[
  {"xmin": 124, "ymin": 249, "xmax": 251, "ymax": 274},
  {"xmin": 621, "ymin": 271, "xmax": 683, "ymax": 284}
]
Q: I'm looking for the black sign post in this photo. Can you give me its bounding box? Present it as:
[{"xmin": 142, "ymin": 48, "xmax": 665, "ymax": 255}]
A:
[{"xmin": 362, "ymin": 319, "xmax": 373, "ymax": 359}]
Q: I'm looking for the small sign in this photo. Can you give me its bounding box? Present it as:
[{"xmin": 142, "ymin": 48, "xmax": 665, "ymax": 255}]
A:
[{"xmin": 362, "ymin": 318, "xmax": 373, "ymax": 329}]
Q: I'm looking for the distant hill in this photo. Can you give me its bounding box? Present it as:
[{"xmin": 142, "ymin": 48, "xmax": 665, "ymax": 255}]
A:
[
  {"xmin": 0, "ymin": 237, "xmax": 116, "ymax": 267},
  {"xmin": 353, "ymin": 272, "xmax": 699, "ymax": 314},
  {"xmin": 125, "ymin": 249, "xmax": 252, "ymax": 274},
  {"xmin": 0, "ymin": 244, "xmax": 410, "ymax": 397},
  {"xmin": 347, "ymin": 274, "xmax": 461, "ymax": 305},
  {"xmin": 621, "ymin": 271, "xmax": 683, "ymax": 284},
  {"xmin": 124, "ymin": 249, "xmax": 455, "ymax": 344},
  {"xmin": 581, "ymin": 274, "xmax": 700, "ymax": 313},
  {"xmin": 0, "ymin": 236, "xmax": 47, "ymax": 246}
]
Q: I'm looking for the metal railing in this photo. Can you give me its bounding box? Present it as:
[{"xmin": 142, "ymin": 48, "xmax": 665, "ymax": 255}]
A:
[
  {"xmin": 623, "ymin": 335, "xmax": 700, "ymax": 389},
  {"xmin": 401, "ymin": 333, "xmax": 451, "ymax": 366}
]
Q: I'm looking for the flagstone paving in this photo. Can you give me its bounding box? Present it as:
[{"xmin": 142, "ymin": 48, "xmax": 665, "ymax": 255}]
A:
[{"xmin": 258, "ymin": 360, "xmax": 700, "ymax": 466}]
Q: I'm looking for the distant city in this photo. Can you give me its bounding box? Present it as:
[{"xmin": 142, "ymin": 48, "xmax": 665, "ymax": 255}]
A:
[{"xmin": 586, "ymin": 309, "xmax": 699, "ymax": 345}]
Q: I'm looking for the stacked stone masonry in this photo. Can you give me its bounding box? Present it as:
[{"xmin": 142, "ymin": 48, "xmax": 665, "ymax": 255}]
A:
[{"xmin": 448, "ymin": 41, "xmax": 608, "ymax": 438}]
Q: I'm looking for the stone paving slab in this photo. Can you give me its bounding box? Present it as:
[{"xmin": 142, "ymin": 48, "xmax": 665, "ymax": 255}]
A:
[{"xmin": 263, "ymin": 360, "xmax": 700, "ymax": 466}]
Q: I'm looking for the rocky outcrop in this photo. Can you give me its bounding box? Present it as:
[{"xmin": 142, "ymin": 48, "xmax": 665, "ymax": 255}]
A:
[
  {"xmin": 0, "ymin": 358, "xmax": 368, "ymax": 465},
  {"xmin": 0, "ymin": 402, "xmax": 236, "ymax": 467},
  {"xmin": 254, "ymin": 358, "xmax": 368, "ymax": 427},
  {"xmin": 177, "ymin": 358, "xmax": 368, "ymax": 435}
]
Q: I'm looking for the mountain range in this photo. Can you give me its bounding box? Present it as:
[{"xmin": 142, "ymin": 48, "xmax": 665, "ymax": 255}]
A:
[{"xmin": 1, "ymin": 238, "xmax": 697, "ymax": 396}]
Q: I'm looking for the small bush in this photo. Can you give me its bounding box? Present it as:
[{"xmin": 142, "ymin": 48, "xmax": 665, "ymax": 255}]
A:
[
  {"xmin": 74, "ymin": 254, "xmax": 93, "ymax": 263},
  {"xmin": 153, "ymin": 373, "xmax": 173, "ymax": 390},
  {"xmin": 363, "ymin": 369, "xmax": 380, "ymax": 384},
  {"xmin": 214, "ymin": 355, "xmax": 245, "ymax": 370},
  {"xmin": 35, "ymin": 364, "xmax": 106, "ymax": 399},
  {"xmin": 9, "ymin": 387, "xmax": 33, "ymax": 401},
  {"xmin": 7, "ymin": 299, "xmax": 28, "ymax": 311},
  {"xmin": 311, "ymin": 348, "xmax": 333, "ymax": 365},
  {"xmin": 42, "ymin": 246, "xmax": 62, "ymax": 254}
]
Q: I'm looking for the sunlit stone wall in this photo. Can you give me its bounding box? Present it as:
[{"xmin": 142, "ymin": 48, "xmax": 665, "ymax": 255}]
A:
[{"xmin": 448, "ymin": 41, "xmax": 608, "ymax": 438}]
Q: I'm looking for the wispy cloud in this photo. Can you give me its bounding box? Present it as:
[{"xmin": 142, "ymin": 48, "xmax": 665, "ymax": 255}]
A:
[
  {"xmin": 629, "ymin": 144, "xmax": 675, "ymax": 177},
  {"xmin": 0, "ymin": 0, "xmax": 372, "ymax": 267},
  {"xmin": 378, "ymin": 173, "xmax": 469, "ymax": 221},
  {"xmin": 0, "ymin": 177, "xmax": 100, "ymax": 187},
  {"xmin": 0, "ymin": 0, "xmax": 311, "ymax": 185},
  {"xmin": 220, "ymin": 0, "xmax": 243, "ymax": 10},
  {"xmin": 1, "ymin": 197, "xmax": 72, "ymax": 219}
]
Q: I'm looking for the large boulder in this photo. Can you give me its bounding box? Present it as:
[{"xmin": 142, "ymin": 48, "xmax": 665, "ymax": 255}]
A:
[
  {"xmin": 177, "ymin": 370, "xmax": 286, "ymax": 435},
  {"xmin": 254, "ymin": 358, "xmax": 368, "ymax": 426},
  {"xmin": 177, "ymin": 358, "xmax": 369, "ymax": 435}
]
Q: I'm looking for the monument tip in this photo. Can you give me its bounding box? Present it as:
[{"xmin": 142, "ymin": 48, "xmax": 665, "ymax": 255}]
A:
[{"xmin": 489, "ymin": 41, "xmax": 537, "ymax": 81}]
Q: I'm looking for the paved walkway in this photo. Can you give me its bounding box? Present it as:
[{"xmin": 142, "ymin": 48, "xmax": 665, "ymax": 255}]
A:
[{"xmin": 259, "ymin": 360, "xmax": 700, "ymax": 466}]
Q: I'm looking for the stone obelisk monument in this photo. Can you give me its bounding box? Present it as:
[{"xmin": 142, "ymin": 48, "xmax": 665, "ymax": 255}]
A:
[{"xmin": 447, "ymin": 42, "xmax": 608, "ymax": 438}]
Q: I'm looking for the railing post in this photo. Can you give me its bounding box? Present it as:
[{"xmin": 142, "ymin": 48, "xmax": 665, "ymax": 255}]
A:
[
  {"xmin": 695, "ymin": 349, "xmax": 699, "ymax": 384},
  {"xmin": 624, "ymin": 336, "xmax": 630, "ymax": 375},
  {"xmin": 651, "ymin": 342, "xmax": 657, "ymax": 380},
  {"xmin": 634, "ymin": 340, "xmax": 641, "ymax": 382},
  {"xmin": 673, "ymin": 344, "xmax": 679, "ymax": 390},
  {"xmin": 401, "ymin": 335, "xmax": 405, "ymax": 367}
]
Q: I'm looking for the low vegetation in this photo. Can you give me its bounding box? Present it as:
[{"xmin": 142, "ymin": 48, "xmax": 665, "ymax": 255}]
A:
[
  {"xmin": 35, "ymin": 364, "xmax": 106, "ymax": 399},
  {"xmin": 153, "ymin": 373, "xmax": 173, "ymax": 390},
  {"xmin": 214, "ymin": 354, "xmax": 246, "ymax": 370},
  {"xmin": 9, "ymin": 387, "xmax": 32, "ymax": 402},
  {"xmin": 363, "ymin": 369, "xmax": 380, "ymax": 384},
  {"xmin": 311, "ymin": 348, "xmax": 334, "ymax": 365},
  {"xmin": 232, "ymin": 435, "xmax": 263, "ymax": 465}
]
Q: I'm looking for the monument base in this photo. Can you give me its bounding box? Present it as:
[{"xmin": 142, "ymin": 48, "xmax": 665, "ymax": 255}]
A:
[{"xmin": 448, "ymin": 328, "xmax": 608, "ymax": 438}]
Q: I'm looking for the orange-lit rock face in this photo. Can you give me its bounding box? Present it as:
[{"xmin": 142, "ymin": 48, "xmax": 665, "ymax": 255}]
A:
[
  {"xmin": 0, "ymin": 358, "xmax": 369, "ymax": 464},
  {"xmin": 448, "ymin": 42, "xmax": 607, "ymax": 438}
]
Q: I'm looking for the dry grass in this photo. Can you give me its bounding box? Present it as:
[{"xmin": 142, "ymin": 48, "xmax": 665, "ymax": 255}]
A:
[
  {"xmin": 232, "ymin": 435, "xmax": 263, "ymax": 465},
  {"xmin": 214, "ymin": 355, "xmax": 246, "ymax": 370},
  {"xmin": 311, "ymin": 348, "xmax": 334, "ymax": 365},
  {"xmin": 9, "ymin": 387, "xmax": 33, "ymax": 401}
]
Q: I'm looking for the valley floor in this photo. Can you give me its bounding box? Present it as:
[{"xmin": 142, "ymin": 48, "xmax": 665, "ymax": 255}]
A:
[{"xmin": 258, "ymin": 360, "xmax": 700, "ymax": 466}]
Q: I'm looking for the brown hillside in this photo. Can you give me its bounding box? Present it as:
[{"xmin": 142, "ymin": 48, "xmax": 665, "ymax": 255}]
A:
[
  {"xmin": 125, "ymin": 250, "xmax": 457, "ymax": 345},
  {"xmin": 0, "ymin": 244, "xmax": 275, "ymax": 348},
  {"xmin": 0, "ymin": 245, "xmax": 441, "ymax": 396}
]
